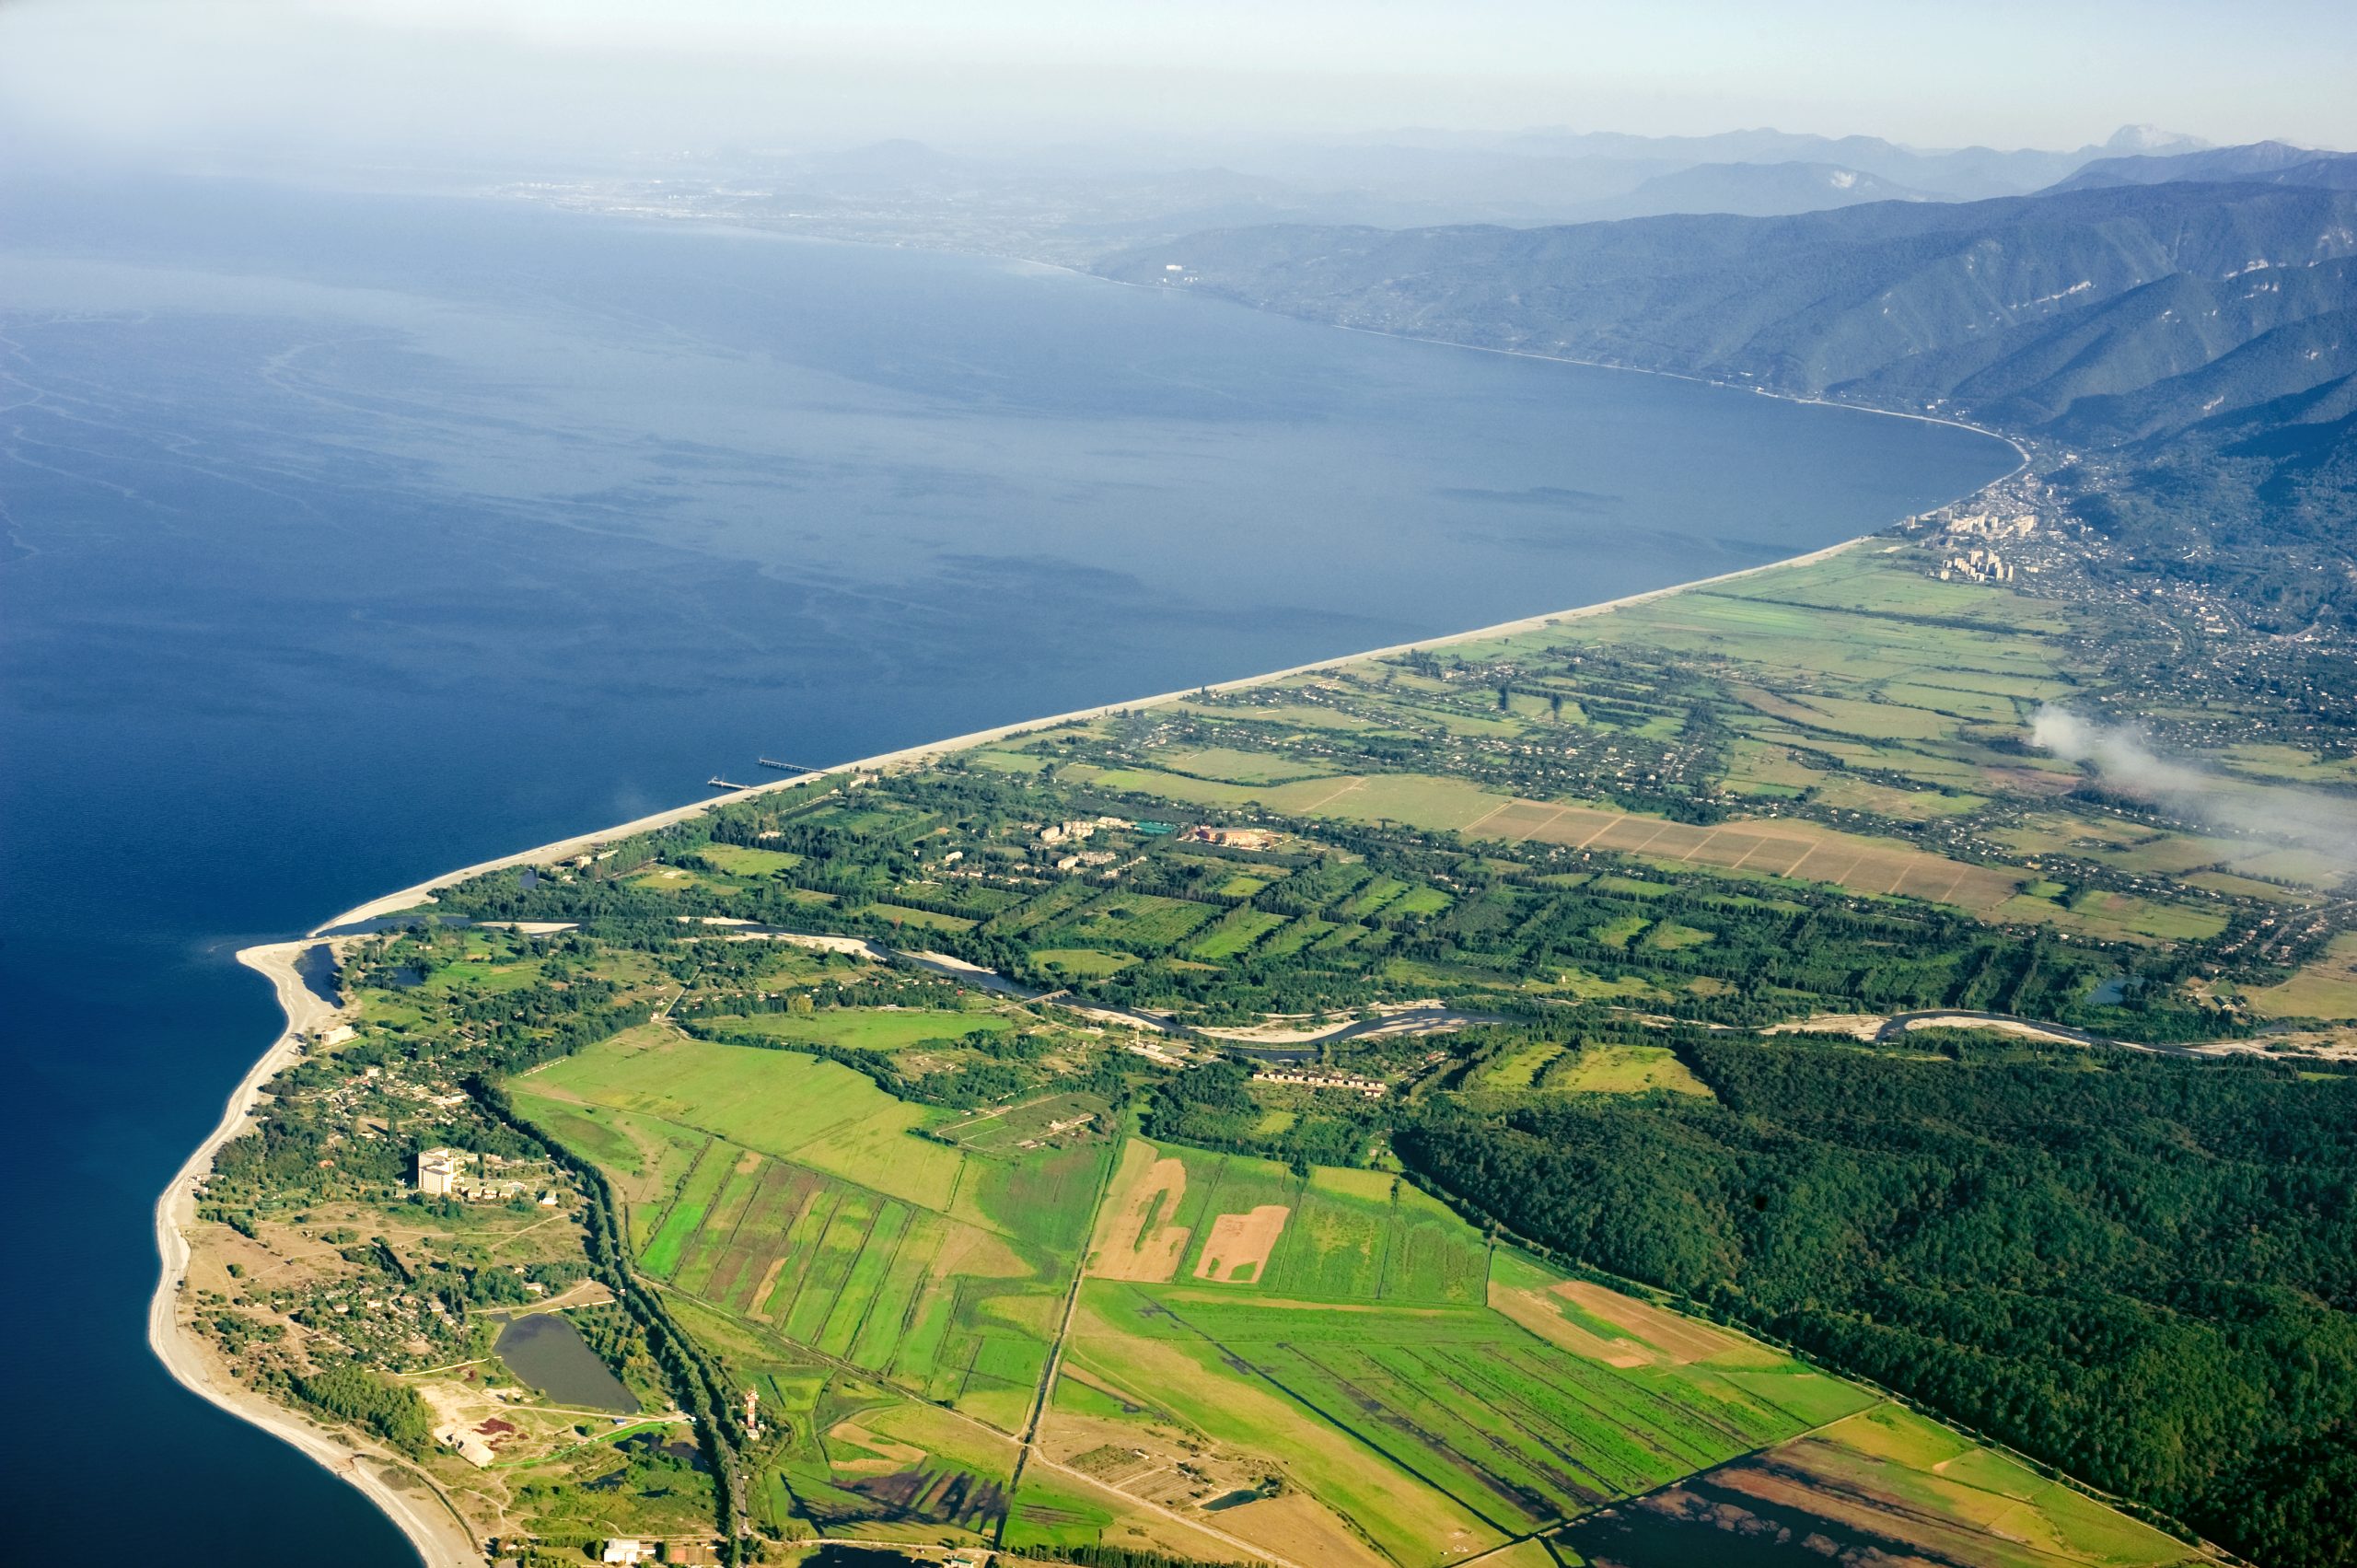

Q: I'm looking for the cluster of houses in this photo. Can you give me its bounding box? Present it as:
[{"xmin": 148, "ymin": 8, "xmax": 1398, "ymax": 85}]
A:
[
  {"xmin": 1037, "ymin": 815, "xmax": 1132, "ymax": 846},
  {"xmin": 1251, "ymin": 1067, "xmax": 1388, "ymax": 1098},
  {"xmin": 595, "ymin": 1542, "xmax": 718, "ymax": 1567},
  {"xmin": 1928, "ymin": 509, "xmax": 2035, "ymax": 583}
]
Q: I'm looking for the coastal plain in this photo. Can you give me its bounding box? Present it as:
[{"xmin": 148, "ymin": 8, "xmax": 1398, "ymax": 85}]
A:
[{"xmin": 159, "ymin": 527, "xmax": 2357, "ymax": 1567}]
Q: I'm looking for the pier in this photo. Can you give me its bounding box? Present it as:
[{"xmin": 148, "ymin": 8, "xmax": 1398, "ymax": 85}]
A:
[{"xmin": 706, "ymin": 776, "xmax": 755, "ymax": 792}]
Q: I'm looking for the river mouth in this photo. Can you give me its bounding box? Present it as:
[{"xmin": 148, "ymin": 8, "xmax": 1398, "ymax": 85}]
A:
[{"xmin": 492, "ymin": 1312, "xmax": 637, "ymax": 1413}]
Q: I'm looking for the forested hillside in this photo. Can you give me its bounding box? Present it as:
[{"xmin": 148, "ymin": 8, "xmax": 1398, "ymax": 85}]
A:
[
  {"xmin": 2052, "ymin": 142, "xmax": 2357, "ymax": 192},
  {"xmin": 1099, "ymin": 180, "xmax": 2357, "ymax": 624},
  {"xmin": 1398, "ymin": 1035, "xmax": 2357, "ymax": 1568},
  {"xmin": 1101, "ymin": 183, "xmax": 2357, "ymax": 440}
]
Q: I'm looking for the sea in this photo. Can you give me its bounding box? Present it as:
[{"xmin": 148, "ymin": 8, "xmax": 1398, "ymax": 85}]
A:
[{"xmin": 0, "ymin": 170, "xmax": 2013, "ymax": 1561}]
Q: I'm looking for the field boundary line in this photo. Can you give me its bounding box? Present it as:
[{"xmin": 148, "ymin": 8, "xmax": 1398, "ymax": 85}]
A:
[
  {"xmin": 1460, "ymin": 800, "xmax": 1519, "ymax": 839},
  {"xmin": 1000, "ymin": 1138, "xmax": 1123, "ymax": 1551}
]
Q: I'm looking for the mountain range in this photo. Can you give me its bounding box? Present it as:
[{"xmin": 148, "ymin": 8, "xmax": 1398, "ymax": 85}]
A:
[
  {"xmin": 728, "ymin": 124, "xmax": 2247, "ymax": 234},
  {"xmin": 1101, "ymin": 180, "xmax": 2355, "ymax": 437},
  {"xmin": 1098, "ymin": 171, "xmax": 2357, "ymax": 622}
]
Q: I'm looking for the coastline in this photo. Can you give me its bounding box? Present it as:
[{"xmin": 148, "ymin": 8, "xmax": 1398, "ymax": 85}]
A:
[
  {"xmin": 314, "ymin": 527, "xmax": 1885, "ymax": 935},
  {"xmin": 149, "ymin": 941, "xmax": 482, "ymax": 1566},
  {"xmin": 155, "ymin": 523, "xmax": 1938, "ymax": 1567}
]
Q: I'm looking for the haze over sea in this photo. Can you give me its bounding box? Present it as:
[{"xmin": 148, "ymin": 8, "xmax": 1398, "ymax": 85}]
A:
[{"xmin": 0, "ymin": 174, "xmax": 2010, "ymax": 1561}]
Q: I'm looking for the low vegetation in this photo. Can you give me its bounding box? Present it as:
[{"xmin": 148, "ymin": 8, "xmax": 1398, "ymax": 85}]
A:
[{"xmin": 183, "ymin": 536, "xmax": 2356, "ymax": 1566}]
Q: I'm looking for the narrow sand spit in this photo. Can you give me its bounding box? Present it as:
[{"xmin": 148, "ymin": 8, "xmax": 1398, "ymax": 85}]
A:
[{"xmin": 317, "ymin": 532, "xmax": 1885, "ymax": 935}]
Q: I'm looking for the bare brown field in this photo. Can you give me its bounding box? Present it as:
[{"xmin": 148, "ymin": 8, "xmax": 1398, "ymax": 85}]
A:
[
  {"xmin": 1486, "ymin": 1278, "xmax": 1651, "ymax": 1368},
  {"xmin": 1556, "ymin": 1280, "xmax": 1759, "ymax": 1365},
  {"xmin": 1473, "ymin": 801, "xmax": 2020, "ymax": 912},
  {"xmin": 745, "ymin": 1257, "xmax": 787, "ymax": 1321},
  {"xmin": 1191, "ymin": 1205, "xmax": 1292, "ymax": 1283},
  {"xmin": 1088, "ymin": 1143, "xmax": 1191, "ymax": 1283},
  {"xmin": 1218, "ymin": 1493, "xmax": 1399, "ymax": 1568},
  {"xmin": 1464, "ymin": 798, "xmax": 1567, "ymax": 841}
]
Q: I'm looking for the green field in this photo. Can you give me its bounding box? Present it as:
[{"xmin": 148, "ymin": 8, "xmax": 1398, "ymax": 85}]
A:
[
  {"xmin": 1039, "ymin": 891, "xmax": 1220, "ymax": 953},
  {"xmin": 1029, "ymin": 947, "xmax": 1138, "ymax": 980},
  {"xmin": 695, "ymin": 842, "xmax": 804, "ymax": 876},
  {"xmin": 501, "ymin": 1019, "xmax": 2213, "ymax": 1565},
  {"xmin": 700, "ymin": 1006, "xmax": 1010, "ymax": 1054},
  {"xmin": 1051, "ymin": 1139, "xmax": 1886, "ymax": 1564},
  {"xmin": 1538, "ymin": 1044, "xmax": 1714, "ymax": 1097},
  {"xmin": 1183, "ymin": 908, "xmax": 1288, "ymax": 960},
  {"xmin": 520, "ymin": 1027, "xmax": 1113, "ymax": 1450},
  {"xmin": 517, "ymin": 1028, "xmax": 969, "ymax": 1209},
  {"xmin": 2242, "ymin": 933, "xmax": 2357, "ymax": 1019}
]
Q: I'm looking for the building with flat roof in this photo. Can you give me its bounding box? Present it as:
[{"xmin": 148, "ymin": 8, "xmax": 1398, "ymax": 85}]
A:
[{"xmin": 413, "ymin": 1146, "xmax": 470, "ymax": 1196}]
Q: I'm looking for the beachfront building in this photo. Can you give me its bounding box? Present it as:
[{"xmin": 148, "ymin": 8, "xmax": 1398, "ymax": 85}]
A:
[{"xmin": 413, "ymin": 1146, "xmax": 471, "ymax": 1196}]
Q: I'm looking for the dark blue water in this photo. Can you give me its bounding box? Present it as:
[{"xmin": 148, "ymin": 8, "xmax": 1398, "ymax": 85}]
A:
[{"xmin": 0, "ymin": 172, "xmax": 2011, "ymax": 1562}]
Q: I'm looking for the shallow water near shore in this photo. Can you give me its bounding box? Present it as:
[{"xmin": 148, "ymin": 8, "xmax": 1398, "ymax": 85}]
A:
[{"xmin": 0, "ymin": 170, "xmax": 2011, "ymax": 1562}]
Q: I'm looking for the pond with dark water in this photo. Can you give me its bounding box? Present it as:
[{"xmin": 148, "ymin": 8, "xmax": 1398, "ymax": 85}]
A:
[{"xmin": 492, "ymin": 1312, "xmax": 638, "ymax": 1413}]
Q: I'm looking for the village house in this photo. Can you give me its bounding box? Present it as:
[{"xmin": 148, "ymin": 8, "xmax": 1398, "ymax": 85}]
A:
[{"xmin": 1251, "ymin": 1067, "xmax": 1387, "ymax": 1097}]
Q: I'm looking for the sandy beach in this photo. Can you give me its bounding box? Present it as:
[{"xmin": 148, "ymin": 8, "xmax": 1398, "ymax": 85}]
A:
[
  {"xmin": 154, "ymin": 526, "xmax": 1917, "ymax": 1567},
  {"xmin": 149, "ymin": 941, "xmax": 482, "ymax": 1565},
  {"xmin": 318, "ymin": 528, "xmax": 1887, "ymax": 936}
]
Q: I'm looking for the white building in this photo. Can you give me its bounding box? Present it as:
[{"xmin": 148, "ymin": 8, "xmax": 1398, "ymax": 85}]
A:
[{"xmin": 413, "ymin": 1147, "xmax": 471, "ymax": 1197}]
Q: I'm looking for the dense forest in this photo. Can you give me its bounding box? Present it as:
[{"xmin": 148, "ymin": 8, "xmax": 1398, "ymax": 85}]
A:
[{"xmin": 1398, "ymin": 1034, "xmax": 2357, "ymax": 1566}]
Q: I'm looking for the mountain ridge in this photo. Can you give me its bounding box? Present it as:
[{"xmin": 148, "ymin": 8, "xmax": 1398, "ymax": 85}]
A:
[
  {"xmin": 1103, "ymin": 182, "xmax": 2357, "ymax": 436},
  {"xmin": 1099, "ymin": 179, "xmax": 2357, "ymax": 624}
]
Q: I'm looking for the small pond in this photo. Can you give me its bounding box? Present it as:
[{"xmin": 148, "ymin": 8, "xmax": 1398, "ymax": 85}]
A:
[
  {"xmin": 2088, "ymin": 973, "xmax": 2141, "ymax": 1005},
  {"xmin": 493, "ymin": 1312, "xmax": 637, "ymax": 1412}
]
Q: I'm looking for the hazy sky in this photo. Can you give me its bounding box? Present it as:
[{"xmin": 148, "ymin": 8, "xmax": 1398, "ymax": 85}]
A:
[{"xmin": 4, "ymin": 0, "xmax": 2351, "ymax": 164}]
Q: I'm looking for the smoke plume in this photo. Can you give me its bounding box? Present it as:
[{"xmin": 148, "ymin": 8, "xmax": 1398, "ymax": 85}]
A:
[{"xmin": 2030, "ymin": 705, "xmax": 2357, "ymax": 879}]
